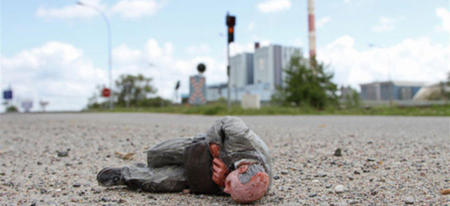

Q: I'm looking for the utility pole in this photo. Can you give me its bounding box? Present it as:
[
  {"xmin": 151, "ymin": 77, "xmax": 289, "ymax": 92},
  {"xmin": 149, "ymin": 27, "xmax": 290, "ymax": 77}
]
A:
[{"xmin": 226, "ymin": 13, "xmax": 236, "ymax": 110}]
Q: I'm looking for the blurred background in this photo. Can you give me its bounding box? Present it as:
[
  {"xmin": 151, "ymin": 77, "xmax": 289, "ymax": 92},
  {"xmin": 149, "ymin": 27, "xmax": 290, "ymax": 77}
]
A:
[{"xmin": 1, "ymin": 0, "xmax": 449, "ymax": 114}]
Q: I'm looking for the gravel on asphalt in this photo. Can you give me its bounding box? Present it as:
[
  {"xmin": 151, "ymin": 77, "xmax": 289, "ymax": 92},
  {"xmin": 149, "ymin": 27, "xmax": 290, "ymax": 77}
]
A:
[{"xmin": 0, "ymin": 113, "xmax": 449, "ymax": 205}]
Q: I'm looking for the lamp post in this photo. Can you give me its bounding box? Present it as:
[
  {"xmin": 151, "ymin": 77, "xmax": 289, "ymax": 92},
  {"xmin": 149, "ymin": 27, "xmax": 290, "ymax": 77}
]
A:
[{"xmin": 77, "ymin": 1, "xmax": 113, "ymax": 110}]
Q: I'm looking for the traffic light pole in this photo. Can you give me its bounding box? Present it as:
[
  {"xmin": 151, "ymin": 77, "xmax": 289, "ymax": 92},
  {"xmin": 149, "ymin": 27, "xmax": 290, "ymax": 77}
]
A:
[
  {"xmin": 227, "ymin": 41, "xmax": 231, "ymax": 110},
  {"xmin": 225, "ymin": 13, "xmax": 235, "ymax": 111}
]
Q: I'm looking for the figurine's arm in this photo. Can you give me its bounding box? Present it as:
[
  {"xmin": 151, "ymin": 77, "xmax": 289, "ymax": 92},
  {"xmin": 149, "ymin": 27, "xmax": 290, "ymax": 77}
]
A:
[{"xmin": 209, "ymin": 143, "xmax": 229, "ymax": 187}]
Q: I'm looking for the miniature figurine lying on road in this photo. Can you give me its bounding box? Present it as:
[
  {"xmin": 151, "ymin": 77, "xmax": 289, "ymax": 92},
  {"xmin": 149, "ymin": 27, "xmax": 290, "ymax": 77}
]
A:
[{"xmin": 97, "ymin": 116, "xmax": 272, "ymax": 203}]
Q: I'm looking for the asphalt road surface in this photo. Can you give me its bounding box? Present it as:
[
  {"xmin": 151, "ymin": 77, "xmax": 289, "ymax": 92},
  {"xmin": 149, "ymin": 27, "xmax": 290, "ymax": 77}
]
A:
[{"xmin": 0, "ymin": 113, "xmax": 449, "ymax": 205}]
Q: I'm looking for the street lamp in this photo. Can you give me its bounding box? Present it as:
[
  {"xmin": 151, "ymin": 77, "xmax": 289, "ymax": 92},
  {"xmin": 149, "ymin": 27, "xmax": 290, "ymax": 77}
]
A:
[{"xmin": 77, "ymin": 1, "xmax": 113, "ymax": 110}]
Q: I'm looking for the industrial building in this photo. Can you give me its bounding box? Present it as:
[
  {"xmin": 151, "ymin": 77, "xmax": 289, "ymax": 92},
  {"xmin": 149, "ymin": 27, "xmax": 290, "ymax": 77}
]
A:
[
  {"xmin": 229, "ymin": 53, "xmax": 254, "ymax": 88},
  {"xmin": 360, "ymin": 81, "xmax": 424, "ymax": 101},
  {"xmin": 253, "ymin": 45, "xmax": 302, "ymax": 89},
  {"xmin": 206, "ymin": 44, "xmax": 302, "ymax": 102}
]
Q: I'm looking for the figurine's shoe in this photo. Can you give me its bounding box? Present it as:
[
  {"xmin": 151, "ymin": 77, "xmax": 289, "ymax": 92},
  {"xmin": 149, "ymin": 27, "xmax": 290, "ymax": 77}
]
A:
[{"xmin": 97, "ymin": 167, "xmax": 125, "ymax": 186}]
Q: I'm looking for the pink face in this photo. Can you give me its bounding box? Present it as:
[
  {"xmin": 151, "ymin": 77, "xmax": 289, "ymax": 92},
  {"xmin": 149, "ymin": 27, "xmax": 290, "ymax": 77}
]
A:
[{"xmin": 223, "ymin": 164, "xmax": 270, "ymax": 203}]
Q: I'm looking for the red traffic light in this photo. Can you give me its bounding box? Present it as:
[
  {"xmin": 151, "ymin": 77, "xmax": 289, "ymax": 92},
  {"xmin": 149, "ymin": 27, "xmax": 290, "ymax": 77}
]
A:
[
  {"xmin": 101, "ymin": 88, "xmax": 111, "ymax": 97},
  {"xmin": 226, "ymin": 14, "xmax": 236, "ymax": 43},
  {"xmin": 226, "ymin": 14, "xmax": 236, "ymax": 27}
]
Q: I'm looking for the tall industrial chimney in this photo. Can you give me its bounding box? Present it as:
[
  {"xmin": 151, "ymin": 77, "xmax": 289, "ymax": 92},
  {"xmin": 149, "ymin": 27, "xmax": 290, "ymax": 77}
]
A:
[{"xmin": 308, "ymin": 0, "xmax": 316, "ymax": 59}]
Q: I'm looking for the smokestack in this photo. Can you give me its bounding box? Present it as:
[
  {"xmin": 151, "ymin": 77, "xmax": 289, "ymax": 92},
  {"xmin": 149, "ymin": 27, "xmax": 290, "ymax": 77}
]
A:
[
  {"xmin": 308, "ymin": 0, "xmax": 316, "ymax": 59},
  {"xmin": 254, "ymin": 42, "xmax": 260, "ymax": 50}
]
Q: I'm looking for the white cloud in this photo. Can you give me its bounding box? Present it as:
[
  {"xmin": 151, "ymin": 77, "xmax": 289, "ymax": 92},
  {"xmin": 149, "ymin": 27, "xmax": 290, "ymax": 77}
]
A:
[
  {"xmin": 111, "ymin": 0, "xmax": 162, "ymax": 19},
  {"xmin": 112, "ymin": 40, "xmax": 226, "ymax": 103},
  {"xmin": 257, "ymin": 0, "xmax": 291, "ymax": 13},
  {"xmin": 316, "ymin": 16, "xmax": 331, "ymax": 28},
  {"xmin": 36, "ymin": 0, "xmax": 105, "ymax": 19},
  {"xmin": 371, "ymin": 16, "xmax": 399, "ymax": 32},
  {"xmin": 1, "ymin": 39, "xmax": 227, "ymax": 111},
  {"xmin": 36, "ymin": 0, "xmax": 164, "ymax": 19},
  {"xmin": 185, "ymin": 44, "xmax": 211, "ymax": 56},
  {"xmin": 229, "ymin": 40, "xmax": 270, "ymax": 56},
  {"xmin": 436, "ymin": 7, "xmax": 450, "ymax": 33},
  {"xmin": 230, "ymin": 43, "xmax": 254, "ymax": 56},
  {"xmin": 113, "ymin": 44, "xmax": 143, "ymax": 64},
  {"xmin": 318, "ymin": 35, "xmax": 450, "ymax": 89},
  {"xmin": 1, "ymin": 42, "xmax": 107, "ymax": 111}
]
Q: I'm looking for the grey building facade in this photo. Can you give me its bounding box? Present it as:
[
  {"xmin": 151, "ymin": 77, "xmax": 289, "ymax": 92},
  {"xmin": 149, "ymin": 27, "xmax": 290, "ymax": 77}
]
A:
[
  {"xmin": 230, "ymin": 53, "xmax": 254, "ymax": 88},
  {"xmin": 360, "ymin": 81, "xmax": 424, "ymax": 101},
  {"xmin": 206, "ymin": 44, "xmax": 302, "ymax": 103},
  {"xmin": 253, "ymin": 45, "xmax": 301, "ymax": 89}
]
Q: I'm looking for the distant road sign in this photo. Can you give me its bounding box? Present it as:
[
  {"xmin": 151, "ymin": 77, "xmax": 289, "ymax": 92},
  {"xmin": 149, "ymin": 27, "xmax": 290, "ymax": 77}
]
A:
[
  {"xmin": 102, "ymin": 88, "xmax": 111, "ymax": 97},
  {"xmin": 3, "ymin": 90, "xmax": 13, "ymax": 100},
  {"xmin": 21, "ymin": 100, "xmax": 33, "ymax": 112}
]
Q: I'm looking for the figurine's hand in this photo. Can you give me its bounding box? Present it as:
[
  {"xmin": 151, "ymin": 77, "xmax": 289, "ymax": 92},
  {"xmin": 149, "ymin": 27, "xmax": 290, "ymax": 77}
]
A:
[
  {"xmin": 209, "ymin": 143, "xmax": 220, "ymax": 158},
  {"xmin": 212, "ymin": 158, "xmax": 228, "ymax": 187}
]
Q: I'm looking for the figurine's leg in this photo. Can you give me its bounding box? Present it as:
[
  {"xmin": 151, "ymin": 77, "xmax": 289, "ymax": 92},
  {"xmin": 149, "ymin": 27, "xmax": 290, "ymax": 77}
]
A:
[
  {"xmin": 123, "ymin": 165, "xmax": 187, "ymax": 192},
  {"xmin": 97, "ymin": 163, "xmax": 187, "ymax": 193},
  {"xmin": 146, "ymin": 137, "xmax": 194, "ymax": 168}
]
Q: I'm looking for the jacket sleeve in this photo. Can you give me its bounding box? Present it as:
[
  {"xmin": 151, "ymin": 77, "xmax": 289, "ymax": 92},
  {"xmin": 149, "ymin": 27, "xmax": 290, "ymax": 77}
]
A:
[{"xmin": 206, "ymin": 116, "xmax": 272, "ymax": 178}]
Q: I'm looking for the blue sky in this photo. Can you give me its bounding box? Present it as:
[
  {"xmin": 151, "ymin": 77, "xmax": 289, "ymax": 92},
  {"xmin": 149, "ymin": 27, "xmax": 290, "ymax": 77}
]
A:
[{"xmin": 1, "ymin": 0, "xmax": 449, "ymax": 111}]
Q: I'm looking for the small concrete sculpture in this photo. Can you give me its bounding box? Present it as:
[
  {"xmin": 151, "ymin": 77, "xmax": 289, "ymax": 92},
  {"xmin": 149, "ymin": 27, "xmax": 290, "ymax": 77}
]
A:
[{"xmin": 97, "ymin": 116, "xmax": 272, "ymax": 203}]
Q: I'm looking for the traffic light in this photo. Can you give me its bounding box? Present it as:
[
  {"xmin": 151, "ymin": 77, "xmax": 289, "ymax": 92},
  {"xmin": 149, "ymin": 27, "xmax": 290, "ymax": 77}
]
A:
[{"xmin": 226, "ymin": 14, "xmax": 236, "ymax": 43}]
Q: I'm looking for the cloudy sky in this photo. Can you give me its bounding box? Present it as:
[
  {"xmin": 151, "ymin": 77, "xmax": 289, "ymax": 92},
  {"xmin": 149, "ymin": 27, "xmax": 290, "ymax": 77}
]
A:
[{"xmin": 1, "ymin": 0, "xmax": 449, "ymax": 111}]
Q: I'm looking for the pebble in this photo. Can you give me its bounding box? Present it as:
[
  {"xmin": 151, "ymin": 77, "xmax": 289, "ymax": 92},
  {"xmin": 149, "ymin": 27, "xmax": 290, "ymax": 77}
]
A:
[
  {"xmin": 273, "ymin": 175, "xmax": 280, "ymax": 180},
  {"xmin": 334, "ymin": 148, "xmax": 343, "ymax": 157},
  {"xmin": 404, "ymin": 196, "xmax": 414, "ymax": 204},
  {"xmin": 335, "ymin": 185, "xmax": 346, "ymax": 193},
  {"xmin": 56, "ymin": 150, "xmax": 69, "ymax": 157}
]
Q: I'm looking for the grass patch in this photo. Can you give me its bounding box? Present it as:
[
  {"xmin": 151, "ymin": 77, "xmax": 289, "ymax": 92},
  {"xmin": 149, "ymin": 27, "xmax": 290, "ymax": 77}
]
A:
[{"xmin": 85, "ymin": 103, "xmax": 450, "ymax": 116}]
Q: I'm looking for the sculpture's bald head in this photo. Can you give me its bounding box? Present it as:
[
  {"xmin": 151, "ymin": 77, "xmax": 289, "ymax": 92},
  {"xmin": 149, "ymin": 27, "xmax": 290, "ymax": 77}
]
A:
[{"xmin": 224, "ymin": 163, "xmax": 270, "ymax": 203}]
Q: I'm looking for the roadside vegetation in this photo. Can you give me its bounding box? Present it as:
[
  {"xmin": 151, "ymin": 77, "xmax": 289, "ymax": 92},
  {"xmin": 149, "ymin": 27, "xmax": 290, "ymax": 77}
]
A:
[
  {"xmin": 86, "ymin": 103, "xmax": 450, "ymax": 116},
  {"xmin": 86, "ymin": 57, "xmax": 449, "ymax": 116}
]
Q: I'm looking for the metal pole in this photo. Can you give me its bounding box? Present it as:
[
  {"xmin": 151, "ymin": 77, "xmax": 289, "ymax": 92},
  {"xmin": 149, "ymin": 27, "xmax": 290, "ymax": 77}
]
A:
[
  {"xmin": 77, "ymin": 1, "xmax": 113, "ymax": 110},
  {"xmin": 227, "ymin": 41, "xmax": 231, "ymax": 110}
]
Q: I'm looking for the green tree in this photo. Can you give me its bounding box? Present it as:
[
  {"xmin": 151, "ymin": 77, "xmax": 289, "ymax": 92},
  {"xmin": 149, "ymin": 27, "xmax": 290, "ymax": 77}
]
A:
[
  {"xmin": 115, "ymin": 74, "xmax": 157, "ymax": 107},
  {"xmin": 274, "ymin": 56, "xmax": 338, "ymax": 109},
  {"xmin": 6, "ymin": 105, "xmax": 18, "ymax": 112},
  {"xmin": 86, "ymin": 74, "xmax": 171, "ymax": 109}
]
